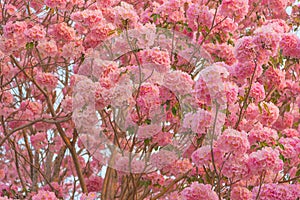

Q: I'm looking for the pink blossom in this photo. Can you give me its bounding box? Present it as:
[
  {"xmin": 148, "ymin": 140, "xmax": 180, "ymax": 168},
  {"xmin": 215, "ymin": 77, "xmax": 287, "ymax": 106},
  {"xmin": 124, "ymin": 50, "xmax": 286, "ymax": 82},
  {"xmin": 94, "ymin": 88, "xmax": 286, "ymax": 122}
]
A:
[
  {"xmin": 183, "ymin": 109, "xmax": 212, "ymax": 135},
  {"xmin": 252, "ymin": 183, "xmax": 300, "ymax": 200},
  {"xmin": 86, "ymin": 175, "xmax": 103, "ymax": 192},
  {"xmin": 80, "ymin": 193, "xmax": 98, "ymax": 200},
  {"xmin": 278, "ymin": 137, "xmax": 300, "ymax": 160},
  {"xmin": 264, "ymin": 66, "xmax": 285, "ymax": 89},
  {"xmin": 250, "ymin": 82, "xmax": 265, "ymax": 102},
  {"xmin": 24, "ymin": 24, "xmax": 46, "ymax": 41},
  {"xmin": 280, "ymin": 33, "xmax": 300, "ymax": 58},
  {"xmin": 45, "ymin": 0, "xmax": 67, "ymax": 9},
  {"xmin": 245, "ymin": 103, "xmax": 260, "ymax": 121},
  {"xmin": 152, "ymin": 131, "xmax": 172, "ymax": 146},
  {"xmin": 234, "ymin": 37, "xmax": 257, "ymax": 63},
  {"xmin": 224, "ymin": 81, "xmax": 238, "ymax": 104},
  {"xmin": 204, "ymin": 43, "xmax": 237, "ymax": 65},
  {"xmin": 258, "ymin": 102, "xmax": 280, "ymax": 126},
  {"xmin": 36, "ymin": 72, "xmax": 58, "ymax": 91},
  {"xmin": 49, "ymin": 22, "xmax": 76, "ymax": 42},
  {"xmin": 215, "ymin": 128, "xmax": 250, "ymax": 156},
  {"xmin": 246, "ymin": 147, "xmax": 283, "ymax": 175},
  {"xmin": 30, "ymin": 132, "xmax": 47, "ymax": 149},
  {"xmin": 231, "ymin": 186, "xmax": 252, "ymax": 200},
  {"xmin": 186, "ymin": 4, "xmax": 213, "ymax": 31},
  {"xmin": 71, "ymin": 10, "xmax": 103, "ymax": 26},
  {"xmin": 181, "ymin": 182, "xmax": 218, "ymax": 200},
  {"xmin": 163, "ymin": 70, "xmax": 194, "ymax": 96},
  {"xmin": 137, "ymin": 124, "xmax": 161, "ymax": 140},
  {"xmin": 248, "ymin": 124, "xmax": 278, "ymax": 145},
  {"xmin": 219, "ymin": 0, "xmax": 249, "ymax": 22},
  {"xmin": 32, "ymin": 190, "xmax": 58, "ymax": 200},
  {"xmin": 150, "ymin": 150, "xmax": 177, "ymax": 169},
  {"xmin": 191, "ymin": 145, "xmax": 211, "ymax": 167},
  {"xmin": 281, "ymin": 128, "xmax": 299, "ymax": 137},
  {"xmin": 37, "ymin": 39, "xmax": 58, "ymax": 58},
  {"xmin": 140, "ymin": 48, "xmax": 171, "ymax": 73},
  {"xmin": 113, "ymin": 2, "xmax": 139, "ymax": 28},
  {"xmin": 222, "ymin": 155, "xmax": 249, "ymax": 179}
]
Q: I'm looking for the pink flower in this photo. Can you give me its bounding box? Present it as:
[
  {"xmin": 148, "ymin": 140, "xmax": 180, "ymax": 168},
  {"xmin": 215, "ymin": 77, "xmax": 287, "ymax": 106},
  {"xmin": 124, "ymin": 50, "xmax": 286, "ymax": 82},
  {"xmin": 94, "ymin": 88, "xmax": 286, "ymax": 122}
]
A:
[
  {"xmin": 32, "ymin": 190, "xmax": 58, "ymax": 200},
  {"xmin": 86, "ymin": 175, "xmax": 103, "ymax": 192},
  {"xmin": 258, "ymin": 102, "xmax": 280, "ymax": 126},
  {"xmin": 250, "ymin": 82, "xmax": 265, "ymax": 102},
  {"xmin": 281, "ymin": 128, "xmax": 299, "ymax": 137},
  {"xmin": 252, "ymin": 183, "xmax": 300, "ymax": 200},
  {"xmin": 36, "ymin": 72, "xmax": 58, "ymax": 91},
  {"xmin": 183, "ymin": 109, "xmax": 212, "ymax": 135},
  {"xmin": 204, "ymin": 43, "xmax": 237, "ymax": 65},
  {"xmin": 224, "ymin": 81, "xmax": 238, "ymax": 104},
  {"xmin": 45, "ymin": 0, "xmax": 67, "ymax": 9},
  {"xmin": 37, "ymin": 39, "xmax": 58, "ymax": 58},
  {"xmin": 215, "ymin": 128, "xmax": 250, "ymax": 156},
  {"xmin": 231, "ymin": 186, "xmax": 252, "ymax": 200},
  {"xmin": 137, "ymin": 124, "xmax": 161, "ymax": 140},
  {"xmin": 191, "ymin": 145, "xmax": 211, "ymax": 167},
  {"xmin": 222, "ymin": 155, "xmax": 249, "ymax": 179},
  {"xmin": 150, "ymin": 150, "xmax": 177, "ymax": 169},
  {"xmin": 245, "ymin": 103, "xmax": 260, "ymax": 121},
  {"xmin": 71, "ymin": 10, "xmax": 103, "ymax": 26},
  {"xmin": 181, "ymin": 182, "xmax": 218, "ymax": 200},
  {"xmin": 246, "ymin": 147, "xmax": 283, "ymax": 175},
  {"xmin": 113, "ymin": 2, "xmax": 139, "ymax": 28},
  {"xmin": 49, "ymin": 22, "xmax": 76, "ymax": 42},
  {"xmin": 186, "ymin": 4, "xmax": 213, "ymax": 31},
  {"xmin": 136, "ymin": 83, "xmax": 161, "ymax": 117},
  {"xmin": 80, "ymin": 192, "xmax": 98, "ymax": 200},
  {"xmin": 30, "ymin": 132, "xmax": 47, "ymax": 149},
  {"xmin": 219, "ymin": 0, "xmax": 249, "ymax": 22},
  {"xmin": 24, "ymin": 24, "xmax": 46, "ymax": 41},
  {"xmin": 264, "ymin": 66, "xmax": 285, "ymax": 89},
  {"xmin": 234, "ymin": 37, "xmax": 257, "ymax": 63},
  {"xmin": 278, "ymin": 137, "xmax": 300, "ymax": 160},
  {"xmin": 280, "ymin": 33, "xmax": 300, "ymax": 58},
  {"xmin": 140, "ymin": 48, "xmax": 171, "ymax": 73},
  {"xmin": 163, "ymin": 70, "xmax": 194, "ymax": 96},
  {"xmin": 152, "ymin": 131, "xmax": 172, "ymax": 146},
  {"xmin": 248, "ymin": 124, "xmax": 278, "ymax": 145}
]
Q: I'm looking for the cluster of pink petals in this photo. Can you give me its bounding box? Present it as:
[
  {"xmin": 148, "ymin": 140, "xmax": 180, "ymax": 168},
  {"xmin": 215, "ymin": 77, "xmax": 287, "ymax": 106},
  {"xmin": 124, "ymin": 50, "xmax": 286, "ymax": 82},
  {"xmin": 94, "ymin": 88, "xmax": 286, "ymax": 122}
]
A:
[
  {"xmin": 219, "ymin": 0, "xmax": 249, "ymax": 22},
  {"xmin": 252, "ymin": 183, "xmax": 300, "ymax": 200},
  {"xmin": 246, "ymin": 147, "xmax": 283, "ymax": 175},
  {"xmin": 181, "ymin": 182, "xmax": 218, "ymax": 200},
  {"xmin": 231, "ymin": 186, "xmax": 252, "ymax": 200},
  {"xmin": 258, "ymin": 102, "xmax": 280, "ymax": 126},
  {"xmin": 163, "ymin": 70, "xmax": 194, "ymax": 96},
  {"xmin": 32, "ymin": 190, "xmax": 58, "ymax": 200},
  {"xmin": 186, "ymin": 4, "xmax": 213, "ymax": 31},
  {"xmin": 248, "ymin": 124, "xmax": 278, "ymax": 145},
  {"xmin": 280, "ymin": 33, "xmax": 300, "ymax": 58},
  {"xmin": 36, "ymin": 72, "xmax": 58, "ymax": 91},
  {"xmin": 215, "ymin": 128, "xmax": 250, "ymax": 155}
]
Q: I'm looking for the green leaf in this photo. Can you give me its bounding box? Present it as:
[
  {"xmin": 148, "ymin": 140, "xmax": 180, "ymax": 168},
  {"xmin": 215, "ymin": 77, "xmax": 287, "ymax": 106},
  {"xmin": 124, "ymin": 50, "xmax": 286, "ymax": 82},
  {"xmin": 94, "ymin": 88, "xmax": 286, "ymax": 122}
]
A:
[
  {"xmin": 278, "ymin": 143, "xmax": 285, "ymax": 150},
  {"xmin": 145, "ymin": 118, "xmax": 151, "ymax": 125},
  {"xmin": 172, "ymin": 106, "xmax": 177, "ymax": 116},
  {"xmin": 151, "ymin": 14, "xmax": 160, "ymax": 23},
  {"xmin": 144, "ymin": 138, "xmax": 151, "ymax": 145},
  {"xmin": 263, "ymin": 102, "xmax": 270, "ymax": 115},
  {"xmin": 166, "ymin": 100, "xmax": 171, "ymax": 111},
  {"xmin": 296, "ymin": 169, "xmax": 300, "ymax": 177},
  {"xmin": 26, "ymin": 42, "xmax": 34, "ymax": 50},
  {"xmin": 279, "ymin": 154, "xmax": 286, "ymax": 162}
]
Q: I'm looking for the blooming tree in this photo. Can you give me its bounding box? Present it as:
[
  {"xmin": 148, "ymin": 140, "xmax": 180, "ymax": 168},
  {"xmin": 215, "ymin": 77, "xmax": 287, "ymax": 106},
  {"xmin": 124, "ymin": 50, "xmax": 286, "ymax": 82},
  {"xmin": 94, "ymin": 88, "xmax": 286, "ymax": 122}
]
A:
[{"xmin": 1, "ymin": 0, "xmax": 300, "ymax": 199}]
